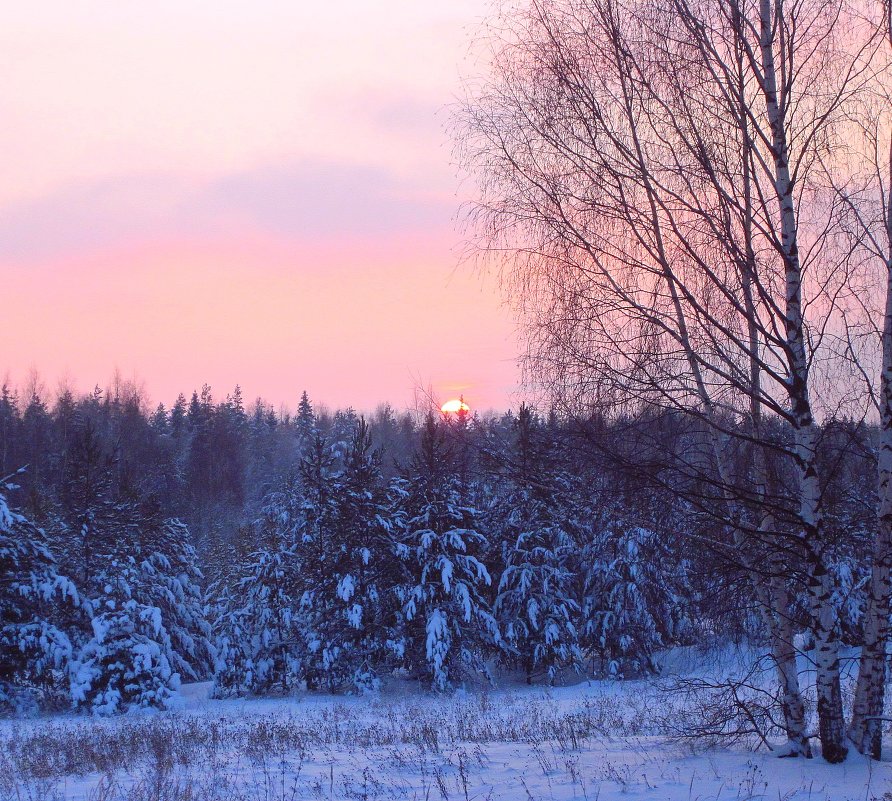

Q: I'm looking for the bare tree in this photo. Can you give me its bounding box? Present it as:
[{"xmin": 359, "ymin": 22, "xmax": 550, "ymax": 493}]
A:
[
  {"xmin": 827, "ymin": 0, "xmax": 892, "ymax": 759},
  {"xmin": 457, "ymin": 0, "xmax": 884, "ymax": 761}
]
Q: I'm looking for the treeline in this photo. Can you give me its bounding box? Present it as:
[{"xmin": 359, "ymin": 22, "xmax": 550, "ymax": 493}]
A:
[
  {"xmin": 0, "ymin": 379, "xmax": 879, "ymax": 716},
  {"xmin": 0, "ymin": 380, "xmax": 686, "ymax": 710},
  {"xmin": 0, "ymin": 380, "xmax": 415, "ymax": 544}
]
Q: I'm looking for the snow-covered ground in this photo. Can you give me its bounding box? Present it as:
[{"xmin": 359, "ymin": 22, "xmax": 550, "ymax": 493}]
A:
[{"xmin": 1, "ymin": 668, "xmax": 890, "ymax": 801}]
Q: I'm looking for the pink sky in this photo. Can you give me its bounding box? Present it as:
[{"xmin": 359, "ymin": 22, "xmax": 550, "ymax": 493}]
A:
[{"xmin": 1, "ymin": 1, "xmax": 519, "ymax": 413}]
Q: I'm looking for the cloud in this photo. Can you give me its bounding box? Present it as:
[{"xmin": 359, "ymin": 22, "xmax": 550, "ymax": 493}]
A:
[
  {"xmin": 0, "ymin": 174, "xmax": 195, "ymax": 262},
  {"xmin": 198, "ymin": 162, "xmax": 453, "ymax": 240},
  {"xmin": 322, "ymin": 86, "xmax": 448, "ymax": 140},
  {"xmin": 0, "ymin": 161, "xmax": 455, "ymax": 263}
]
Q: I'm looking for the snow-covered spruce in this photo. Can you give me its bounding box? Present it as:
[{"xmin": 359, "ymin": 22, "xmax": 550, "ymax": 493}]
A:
[
  {"xmin": 69, "ymin": 502, "xmax": 211, "ymax": 715},
  {"xmin": 212, "ymin": 422, "xmax": 402, "ymax": 696},
  {"xmin": 492, "ymin": 408, "xmax": 581, "ymax": 683},
  {"xmin": 395, "ymin": 414, "xmax": 500, "ymax": 691},
  {"xmin": 0, "ymin": 479, "xmax": 78, "ymax": 713},
  {"xmin": 57, "ymin": 423, "xmax": 212, "ymax": 714},
  {"xmin": 578, "ymin": 524, "xmax": 691, "ymax": 677},
  {"xmin": 137, "ymin": 516, "xmax": 214, "ymax": 681},
  {"xmin": 69, "ymin": 560, "xmax": 180, "ymax": 716},
  {"xmin": 305, "ymin": 418, "xmax": 401, "ymax": 692},
  {"xmin": 211, "ymin": 482, "xmax": 304, "ymax": 696},
  {"xmin": 291, "ymin": 432, "xmax": 344, "ymax": 691},
  {"xmin": 495, "ymin": 491, "xmax": 582, "ymax": 683}
]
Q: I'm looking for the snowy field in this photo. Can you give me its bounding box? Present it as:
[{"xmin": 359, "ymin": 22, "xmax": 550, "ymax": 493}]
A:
[{"xmin": 2, "ymin": 659, "xmax": 891, "ymax": 801}]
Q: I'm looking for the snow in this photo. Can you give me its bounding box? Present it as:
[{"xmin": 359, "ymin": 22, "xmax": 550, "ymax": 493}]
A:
[
  {"xmin": 0, "ymin": 495, "xmax": 17, "ymax": 530},
  {"xmin": 439, "ymin": 555, "xmax": 454, "ymax": 592},
  {"xmin": 347, "ymin": 602, "xmax": 363, "ymax": 628},
  {"xmin": 336, "ymin": 574, "xmax": 356, "ymax": 601},
  {"xmin": 1, "ymin": 671, "xmax": 889, "ymax": 801}
]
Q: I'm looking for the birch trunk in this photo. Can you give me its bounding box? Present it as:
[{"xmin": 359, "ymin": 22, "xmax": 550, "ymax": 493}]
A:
[
  {"xmin": 740, "ymin": 518, "xmax": 810, "ymax": 755},
  {"xmin": 629, "ymin": 59, "xmax": 811, "ymax": 751},
  {"xmin": 766, "ymin": 571, "xmax": 810, "ymax": 755},
  {"xmin": 848, "ymin": 129, "xmax": 892, "ymax": 760},
  {"xmin": 738, "ymin": 51, "xmax": 810, "ymax": 755},
  {"xmin": 751, "ymin": 436, "xmax": 810, "ymax": 755},
  {"xmin": 758, "ymin": 0, "xmax": 847, "ymax": 762}
]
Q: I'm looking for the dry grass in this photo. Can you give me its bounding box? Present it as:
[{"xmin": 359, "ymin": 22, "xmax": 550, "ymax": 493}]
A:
[{"xmin": 0, "ymin": 688, "xmax": 652, "ymax": 800}]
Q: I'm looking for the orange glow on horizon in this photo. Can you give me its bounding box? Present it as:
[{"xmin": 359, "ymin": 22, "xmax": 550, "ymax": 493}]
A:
[{"xmin": 1, "ymin": 234, "xmax": 517, "ymax": 412}]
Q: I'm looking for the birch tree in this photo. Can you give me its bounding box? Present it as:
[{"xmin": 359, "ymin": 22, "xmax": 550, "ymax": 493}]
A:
[
  {"xmin": 457, "ymin": 0, "xmax": 883, "ymax": 761},
  {"xmin": 830, "ymin": 0, "xmax": 892, "ymax": 759}
]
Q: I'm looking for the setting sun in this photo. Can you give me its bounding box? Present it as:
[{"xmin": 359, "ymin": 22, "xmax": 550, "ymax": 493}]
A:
[{"xmin": 440, "ymin": 398, "xmax": 470, "ymax": 414}]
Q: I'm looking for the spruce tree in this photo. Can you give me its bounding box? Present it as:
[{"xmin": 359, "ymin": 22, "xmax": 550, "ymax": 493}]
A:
[
  {"xmin": 169, "ymin": 394, "xmax": 188, "ymax": 440},
  {"xmin": 69, "ymin": 541, "xmax": 181, "ymax": 715},
  {"xmin": 212, "ymin": 482, "xmax": 304, "ymax": 696},
  {"xmin": 395, "ymin": 413, "xmax": 498, "ymax": 691},
  {"xmin": 313, "ymin": 419, "xmax": 397, "ymax": 691},
  {"xmin": 292, "ymin": 434, "xmax": 340, "ymax": 689},
  {"xmin": 493, "ymin": 406, "xmax": 580, "ymax": 683},
  {"xmin": 0, "ymin": 385, "xmax": 18, "ymax": 478},
  {"xmin": 61, "ymin": 423, "xmax": 205, "ymax": 713},
  {"xmin": 579, "ymin": 523, "xmax": 690, "ymax": 677},
  {"xmin": 295, "ymin": 391, "xmax": 316, "ymax": 449},
  {"xmin": 137, "ymin": 513, "xmax": 213, "ymax": 681},
  {"xmin": 0, "ymin": 475, "xmax": 77, "ymax": 712}
]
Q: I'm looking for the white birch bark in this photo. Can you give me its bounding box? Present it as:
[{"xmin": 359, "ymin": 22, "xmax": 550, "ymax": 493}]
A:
[
  {"xmin": 602, "ymin": 1, "xmax": 812, "ymax": 754},
  {"xmin": 739, "ymin": 66, "xmax": 810, "ymax": 755},
  {"xmin": 758, "ymin": 0, "xmax": 847, "ymax": 762},
  {"xmin": 848, "ymin": 122, "xmax": 892, "ymax": 759}
]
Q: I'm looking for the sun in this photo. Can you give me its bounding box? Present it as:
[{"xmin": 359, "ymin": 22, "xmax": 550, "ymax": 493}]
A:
[{"xmin": 440, "ymin": 398, "xmax": 470, "ymax": 414}]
